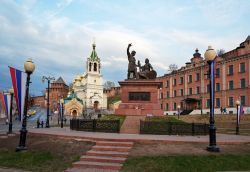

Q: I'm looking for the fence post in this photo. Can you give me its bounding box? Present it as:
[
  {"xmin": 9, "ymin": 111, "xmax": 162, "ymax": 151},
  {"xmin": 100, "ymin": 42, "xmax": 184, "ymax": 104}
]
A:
[
  {"xmin": 76, "ymin": 119, "xmax": 79, "ymax": 130},
  {"xmin": 192, "ymin": 122, "xmax": 195, "ymax": 136},
  {"xmin": 169, "ymin": 122, "xmax": 172, "ymax": 135},
  {"xmin": 117, "ymin": 120, "xmax": 120, "ymax": 133},
  {"xmin": 93, "ymin": 119, "xmax": 96, "ymax": 132}
]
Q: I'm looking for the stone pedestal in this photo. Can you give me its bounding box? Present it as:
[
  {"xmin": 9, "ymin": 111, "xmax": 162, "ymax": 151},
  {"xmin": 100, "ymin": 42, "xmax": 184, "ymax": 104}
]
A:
[{"xmin": 115, "ymin": 80, "xmax": 163, "ymax": 116}]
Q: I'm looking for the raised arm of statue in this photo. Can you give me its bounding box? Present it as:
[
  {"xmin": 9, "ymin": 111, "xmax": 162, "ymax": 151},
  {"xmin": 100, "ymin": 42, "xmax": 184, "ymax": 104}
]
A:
[{"xmin": 127, "ymin": 43, "xmax": 132, "ymax": 58}]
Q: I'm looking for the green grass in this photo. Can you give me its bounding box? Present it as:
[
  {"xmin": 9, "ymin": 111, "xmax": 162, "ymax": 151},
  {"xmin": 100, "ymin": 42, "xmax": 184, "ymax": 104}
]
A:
[
  {"xmin": 0, "ymin": 149, "xmax": 78, "ymax": 172},
  {"xmin": 100, "ymin": 114, "xmax": 126, "ymax": 127},
  {"xmin": 123, "ymin": 154, "xmax": 250, "ymax": 172},
  {"xmin": 145, "ymin": 116, "xmax": 186, "ymax": 123}
]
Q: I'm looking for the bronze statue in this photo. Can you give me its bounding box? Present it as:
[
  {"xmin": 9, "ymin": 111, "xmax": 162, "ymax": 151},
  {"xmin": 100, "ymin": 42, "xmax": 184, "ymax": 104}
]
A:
[
  {"xmin": 126, "ymin": 43, "xmax": 157, "ymax": 80},
  {"xmin": 138, "ymin": 58, "xmax": 157, "ymax": 79},
  {"xmin": 127, "ymin": 43, "xmax": 138, "ymax": 79}
]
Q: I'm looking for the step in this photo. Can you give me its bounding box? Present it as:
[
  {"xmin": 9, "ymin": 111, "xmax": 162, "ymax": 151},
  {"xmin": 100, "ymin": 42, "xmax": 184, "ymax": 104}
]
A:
[
  {"xmin": 65, "ymin": 167, "xmax": 120, "ymax": 172},
  {"xmin": 92, "ymin": 146, "xmax": 131, "ymax": 152},
  {"xmin": 73, "ymin": 161, "xmax": 122, "ymax": 170},
  {"xmin": 87, "ymin": 150, "xmax": 129, "ymax": 158},
  {"xmin": 96, "ymin": 141, "xmax": 134, "ymax": 147},
  {"xmin": 80, "ymin": 155, "xmax": 126, "ymax": 163}
]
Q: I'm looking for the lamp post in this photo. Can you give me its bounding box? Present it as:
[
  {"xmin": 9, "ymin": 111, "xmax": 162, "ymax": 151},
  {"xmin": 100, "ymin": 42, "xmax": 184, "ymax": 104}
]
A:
[
  {"xmin": 42, "ymin": 76, "xmax": 55, "ymax": 128},
  {"xmin": 7, "ymin": 88, "xmax": 14, "ymax": 134},
  {"xmin": 16, "ymin": 58, "xmax": 35, "ymax": 151},
  {"xmin": 200, "ymin": 95, "xmax": 203, "ymax": 115},
  {"xmin": 235, "ymin": 100, "xmax": 240, "ymax": 135},
  {"xmin": 60, "ymin": 99, "xmax": 64, "ymax": 128},
  {"xmin": 204, "ymin": 46, "xmax": 220, "ymax": 152},
  {"xmin": 177, "ymin": 105, "xmax": 181, "ymax": 119}
]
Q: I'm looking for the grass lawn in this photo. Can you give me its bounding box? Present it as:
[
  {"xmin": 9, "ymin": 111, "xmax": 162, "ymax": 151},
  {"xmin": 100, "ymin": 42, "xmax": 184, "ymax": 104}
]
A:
[
  {"xmin": 0, "ymin": 149, "xmax": 77, "ymax": 172},
  {"xmin": 123, "ymin": 154, "xmax": 250, "ymax": 172},
  {"xmin": 100, "ymin": 114, "xmax": 126, "ymax": 127},
  {"xmin": 0, "ymin": 134, "xmax": 94, "ymax": 172},
  {"xmin": 145, "ymin": 116, "xmax": 186, "ymax": 123}
]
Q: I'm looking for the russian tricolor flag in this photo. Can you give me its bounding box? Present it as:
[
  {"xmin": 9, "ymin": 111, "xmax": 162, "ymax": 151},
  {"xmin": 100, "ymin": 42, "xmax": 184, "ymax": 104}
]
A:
[
  {"xmin": 237, "ymin": 104, "xmax": 244, "ymax": 124},
  {"xmin": 0, "ymin": 93, "xmax": 11, "ymax": 120},
  {"xmin": 9, "ymin": 67, "xmax": 27, "ymax": 121}
]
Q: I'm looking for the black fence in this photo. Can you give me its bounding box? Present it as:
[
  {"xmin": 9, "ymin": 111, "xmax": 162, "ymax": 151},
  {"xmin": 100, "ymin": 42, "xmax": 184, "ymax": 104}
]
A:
[
  {"xmin": 140, "ymin": 121, "xmax": 209, "ymax": 135},
  {"xmin": 70, "ymin": 119, "xmax": 120, "ymax": 133}
]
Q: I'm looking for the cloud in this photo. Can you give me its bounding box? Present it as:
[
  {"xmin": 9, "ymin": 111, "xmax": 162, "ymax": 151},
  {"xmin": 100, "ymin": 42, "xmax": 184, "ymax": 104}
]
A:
[{"xmin": 0, "ymin": 0, "xmax": 249, "ymax": 95}]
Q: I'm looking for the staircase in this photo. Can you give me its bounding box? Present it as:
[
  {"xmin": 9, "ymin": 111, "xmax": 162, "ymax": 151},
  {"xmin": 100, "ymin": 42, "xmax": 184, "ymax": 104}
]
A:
[
  {"xmin": 66, "ymin": 140, "xmax": 134, "ymax": 172},
  {"xmin": 120, "ymin": 116, "xmax": 145, "ymax": 134},
  {"xmin": 180, "ymin": 109, "xmax": 193, "ymax": 115}
]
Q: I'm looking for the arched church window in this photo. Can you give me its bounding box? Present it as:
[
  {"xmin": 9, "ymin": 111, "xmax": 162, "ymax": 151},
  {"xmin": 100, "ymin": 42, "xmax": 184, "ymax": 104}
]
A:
[
  {"xmin": 94, "ymin": 63, "xmax": 97, "ymax": 71},
  {"xmin": 89, "ymin": 63, "xmax": 92, "ymax": 71}
]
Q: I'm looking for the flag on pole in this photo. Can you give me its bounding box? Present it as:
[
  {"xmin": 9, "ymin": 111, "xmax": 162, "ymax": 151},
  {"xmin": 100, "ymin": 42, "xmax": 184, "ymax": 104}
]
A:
[
  {"xmin": 9, "ymin": 67, "xmax": 27, "ymax": 121},
  {"xmin": 238, "ymin": 104, "xmax": 244, "ymax": 123},
  {"xmin": 0, "ymin": 93, "xmax": 11, "ymax": 120}
]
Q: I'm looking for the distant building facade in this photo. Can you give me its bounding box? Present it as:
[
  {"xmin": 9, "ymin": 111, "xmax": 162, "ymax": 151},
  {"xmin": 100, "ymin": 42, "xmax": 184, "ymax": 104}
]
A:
[
  {"xmin": 32, "ymin": 77, "xmax": 69, "ymax": 111},
  {"xmin": 157, "ymin": 36, "xmax": 250, "ymax": 115}
]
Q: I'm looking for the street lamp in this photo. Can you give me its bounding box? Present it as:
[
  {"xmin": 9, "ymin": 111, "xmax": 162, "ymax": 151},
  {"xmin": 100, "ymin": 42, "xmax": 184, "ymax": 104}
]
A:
[
  {"xmin": 177, "ymin": 105, "xmax": 181, "ymax": 119},
  {"xmin": 235, "ymin": 100, "xmax": 240, "ymax": 135},
  {"xmin": 60, "ymin": 99, "xmax": 64, "ymax": 128},
  {"xmin": 7, "ymin": 88, "xmax": 14, "ymax": 134},
  {"xmin": 42, "ymin": 76, "xmax": 55, "ymax": 128},
  {"xmin": 16, "ymin": 58, "xmax": 35, "ymax": 151},
  {"xmin": 204, "ymin": 46, "xmax": 220, "ymax": 152}
]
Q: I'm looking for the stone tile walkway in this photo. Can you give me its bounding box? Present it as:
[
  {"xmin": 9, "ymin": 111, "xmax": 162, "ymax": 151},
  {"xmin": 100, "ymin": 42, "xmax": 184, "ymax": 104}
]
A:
[{"xmin": 120, "ymin": 116, "xmax": 145, "ymax": 134}]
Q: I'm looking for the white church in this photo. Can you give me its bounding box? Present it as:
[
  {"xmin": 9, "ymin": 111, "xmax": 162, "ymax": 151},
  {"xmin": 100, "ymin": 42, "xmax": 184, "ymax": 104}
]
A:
[{"xmin": 64, "ymin": 43, "xmax": 107, "ymax": 117}]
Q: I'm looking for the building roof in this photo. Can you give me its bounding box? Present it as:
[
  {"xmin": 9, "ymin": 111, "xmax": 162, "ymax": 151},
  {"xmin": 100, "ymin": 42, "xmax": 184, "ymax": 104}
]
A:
[
  {"xmin": 245, "ymin": 35, "xmax": 250, "ymax": 41},
  {"xmin": 89, "ymin": 43, "xmax": 100, "ymax": 61},
  {"xmin": 54, "ymin": 77, "xmax": 66, "ymax": 85},
  {"xmin": 64, "ymin": 91, "xmax": 83, "ymax": 104}
]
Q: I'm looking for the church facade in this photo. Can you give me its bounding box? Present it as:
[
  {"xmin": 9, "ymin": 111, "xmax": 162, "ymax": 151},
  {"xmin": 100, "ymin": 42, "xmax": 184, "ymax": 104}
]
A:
[{"xmin": 71, "ymin": 43, "xmax": 107, "ymax": 113}]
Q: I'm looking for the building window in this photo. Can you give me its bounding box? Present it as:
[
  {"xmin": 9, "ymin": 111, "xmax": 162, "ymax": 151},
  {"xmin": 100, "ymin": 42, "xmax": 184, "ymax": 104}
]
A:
[
  {"xmin": 206, "ymin": 99, "xmax": 210, "ymax": 108},
  {"xmin": 160, "ymin": 93, "xmax": 163, "ymax": 99},
  {"xmin": 240, "ymin": 96, "xmax": 246, "ymax": 106},
  {"xmin": 216, "ymin": 68, "xmax": 220, "ymax": 77},
  {"xmin": 189, "ymin": 88, "xmax": 192, "ymax": 95},
  {"xmin": 181, "ymin": 102, "xmax": 184, "ymax": 109},
  {"xmin": 216, "ymin": 98, "xmax": 220, "ymax": 108},
  {"xmin": 173, "ymin": 79, "xmax": 177, "ymax": 86},
  {"xmin": 229, "ymin": 97, "xmax": 234, "ymax": 107},
  {"xmin": 180, "ymin": 77, "xmax": 184, "ymax": 84},
  {"xmin": 228, "ymin": 80, "xmax": 234, "ymax": 90},
  {"xmin": 228, "ymin": 65, "xmax": 233, "ymax": 75},
  {"xmin": 173, "ymin": 102, "xmax": 177, "ymax": 110},
  {"xmin": 240, "ymin": 78, "xmax": 246, "ymax": 88},
  {"xmin": 166, "ymin": 103, "xmax": 169, "ymax": 111},
  {"xmin": 239, "ymin": 62, "xmax": 245, "ymax": 73},
  {"xmin": 180, "ymin": 89, "xmax": 184, "ymax": 96},
  {"xmin": 166, "ymin": 80, "xmax": 169, "ymax": 88},
  {"xmin": 196, "ymin": 86, "xmax": 200, "ymax": 94},
  {"xmin": 166, "ymin": 91, "xmax": 169, "ymax": 98},
  {"xmin": 174, "ymin": 90, "xmax": 177, "ymax": 97},
  {"xmin": 94, "ymin": 63, "xmax": 97, "ymax": 71},
  {"xmin": 207, "ymin": 84, "xmax": 210, "ymax": 93},
  {"xmin": 188, "ymin": 75, "xmax": 192, "ymax": 83},
  {"xmin": 161, "ymin": 103, "xmax": 163, "ymax": 109},
  {"xmin": 196, "ymin": 73, "xmax": 200, "ymax": 81},
  {"xmin": 216, "ymin": 83, "xmax": 220, "ymax": 92}
]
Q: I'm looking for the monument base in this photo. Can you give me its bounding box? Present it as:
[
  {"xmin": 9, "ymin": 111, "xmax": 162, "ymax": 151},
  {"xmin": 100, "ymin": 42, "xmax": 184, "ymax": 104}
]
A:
[{"xmin": 115, "ymin": 80, "xmax": 163, "ymax": 116}]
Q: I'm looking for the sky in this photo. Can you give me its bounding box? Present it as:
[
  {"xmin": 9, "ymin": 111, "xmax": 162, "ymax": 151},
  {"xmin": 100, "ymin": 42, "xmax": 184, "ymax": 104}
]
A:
[{"xmin": 0, "ymin": 0, "xmax": 250, "ymax": 96}]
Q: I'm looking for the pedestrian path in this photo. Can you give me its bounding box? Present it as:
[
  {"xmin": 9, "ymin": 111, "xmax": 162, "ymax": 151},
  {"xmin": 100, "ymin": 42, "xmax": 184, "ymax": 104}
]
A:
[
  {"xmin": 120, "ymin": 116, "xmax": 145, "ymax": 134},
  {"xmin": 29, "ymin": 127, "xmax": 250, "ymax": 144},
  {"xmin": 65, "ymin": 140, "xmax": 134, "ymax": 172}
]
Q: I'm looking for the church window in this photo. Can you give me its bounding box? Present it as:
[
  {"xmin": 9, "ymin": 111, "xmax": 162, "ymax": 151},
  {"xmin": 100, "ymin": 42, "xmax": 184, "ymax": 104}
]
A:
[
  {"xmin": 89, "ymin": 63, "xmax": 92, "ymax": 71},
  {"xmin": 94, "ymin": 63, "xmax": 97, "ymax": 71}
]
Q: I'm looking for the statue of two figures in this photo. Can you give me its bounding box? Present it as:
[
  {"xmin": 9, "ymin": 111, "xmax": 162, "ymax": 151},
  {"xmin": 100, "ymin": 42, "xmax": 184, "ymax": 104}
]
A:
[{"xmin": 127, "ymin": 43, "xmax": 157, "ymax": 80}]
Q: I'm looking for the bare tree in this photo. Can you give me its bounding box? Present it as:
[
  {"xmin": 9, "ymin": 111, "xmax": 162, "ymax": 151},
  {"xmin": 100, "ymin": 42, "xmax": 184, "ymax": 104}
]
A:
[
  {"xmin": 104, "ymin": 81, "xmax": 115, "ymax": 89},
  {"xmin": 217, "ymin": 49, "xmax": 225, "ymax": 56},
  {"xmin": 168, "ymin": 64, "xmax": 178, "ymax": 73}
]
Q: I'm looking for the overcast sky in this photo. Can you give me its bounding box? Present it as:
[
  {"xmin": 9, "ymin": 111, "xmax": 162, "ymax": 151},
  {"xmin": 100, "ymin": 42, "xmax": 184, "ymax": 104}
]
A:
[{"xmin": 0, "ymin": 0, "xmax": 249, "ymax": 95}]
